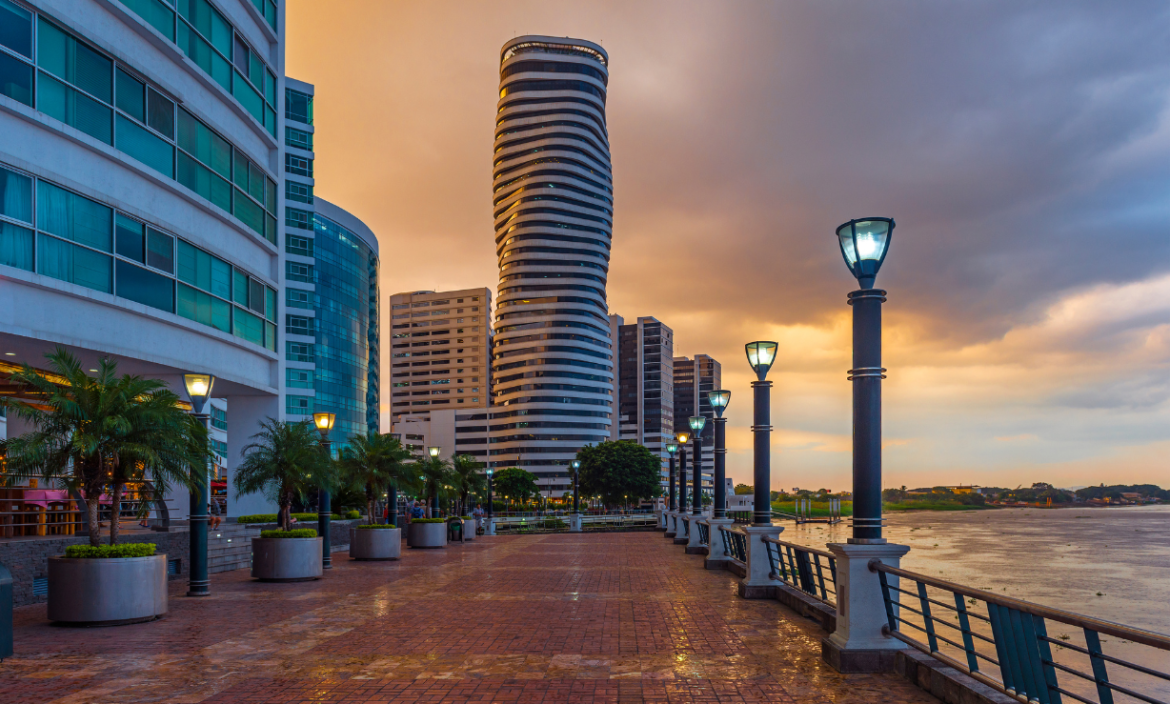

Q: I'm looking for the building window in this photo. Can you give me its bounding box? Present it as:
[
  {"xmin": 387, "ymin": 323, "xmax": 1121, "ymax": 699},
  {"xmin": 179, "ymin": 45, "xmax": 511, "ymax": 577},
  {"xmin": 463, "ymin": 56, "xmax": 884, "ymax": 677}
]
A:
[
  {"xmin": 285, "ymin": 88, "xmax": 312, "ymax": 124},
  {"xmin": 286, "ymin": 367, "xmax": 313, "ymax": 389},
  {"xmin": 286, "ymin": 287, "xmax": 312, "ymax": 309},
  {"xmin": 286, "ymin": 261, "xmax": 314, "ymax": 283},
  {"xmin": 286, "ymin": 181, "xmax": 313, "ymax": 204},
  {"xmin": 286, "ymin": 394, "xmax": 313, "ymax": 415},
  {"xmin": 284, "ymin": 153, "xmax": 312, "ymax": 177},
  {"xmin": 286, "ymin": 342, "xmax": 313, "ymax": 362},
  {"xmin": 286, "ymin": 235, "xmax": 313, "ymax": 257},
  {"xmin": 285, "ymin": 207, "xmax": 312, "ymax": 230},
  {"xmin": 210, "ymin": 406, "xmax": 227, "ymax": 430},
  {"xmin": 285, "ymin": 126, "xmax": 312, "ymax": 151},
  {"xmin": 286, "ymin": 314, "xmax": 313, "ymax": 336}
]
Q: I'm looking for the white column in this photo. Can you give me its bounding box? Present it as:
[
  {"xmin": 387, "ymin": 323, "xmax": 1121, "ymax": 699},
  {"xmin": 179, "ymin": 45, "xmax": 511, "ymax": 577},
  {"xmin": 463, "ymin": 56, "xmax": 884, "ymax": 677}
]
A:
[
  {"xmin": 569, "ymin": 513, "xmax": 582, "ymax": 532},
  {"xmin": 686, "ymin": 515, "xmax": 705, "ymax": 553},
  {"xmin": 664, "ymin": 510, "xmax": 676, "ymax": 537},
  {"xmin": 703, "ymin": 518, "xmax": 736, "ymax": 569},
  {"xmin": 225, "ymin": 395, "xmax": 281, "ymax": 518},
  {"xmin": 823, "ymin": 542, "xmax": 911, "ymax": 673},
  {"xmin": 740, "ymin": 524, "xmax": 783, "ymax": 597}
]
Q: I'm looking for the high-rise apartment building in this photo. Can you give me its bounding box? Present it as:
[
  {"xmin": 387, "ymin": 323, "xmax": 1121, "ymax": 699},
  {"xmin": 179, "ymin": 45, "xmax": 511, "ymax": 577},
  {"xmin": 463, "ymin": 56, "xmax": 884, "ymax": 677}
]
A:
[
  {"xmin": 0, "ymin": 0, "xmax": 285, "ymax": 517},
  {"xmin": 673, "ymin": 354, "xmax": 722, "ymax": 493},
  {"xmin": 282, "ymin": 78, "xmax": 380, "ymax": 446},
  {"xmin": 489, "ymin": 36, "xmax": 615, "ymax": 495},
  {"xmin": 388, "ymin": 288, "xmax": 492, "ymax": 424},
  {"xmin": 617, "ymin": 317, "xmax": 674, "ymax": 488}
]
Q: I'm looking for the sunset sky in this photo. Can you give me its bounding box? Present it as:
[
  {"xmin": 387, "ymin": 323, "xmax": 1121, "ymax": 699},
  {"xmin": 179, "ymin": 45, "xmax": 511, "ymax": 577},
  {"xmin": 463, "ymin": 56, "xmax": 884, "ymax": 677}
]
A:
[{"xmin": 286, "ymin": 1, "xmax": 1170, "ymax": 491}]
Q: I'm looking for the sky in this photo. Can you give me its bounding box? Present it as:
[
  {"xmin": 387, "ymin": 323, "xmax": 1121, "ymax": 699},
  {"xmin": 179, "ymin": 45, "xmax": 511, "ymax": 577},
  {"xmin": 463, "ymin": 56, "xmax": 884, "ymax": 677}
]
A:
[{"xmin": 286, "ymin": 1, "xmax": 1170, "ymax": 492}]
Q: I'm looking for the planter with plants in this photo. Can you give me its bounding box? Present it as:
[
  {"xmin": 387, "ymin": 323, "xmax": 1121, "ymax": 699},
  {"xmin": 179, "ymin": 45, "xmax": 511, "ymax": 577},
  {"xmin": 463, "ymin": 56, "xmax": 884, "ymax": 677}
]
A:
[
  {"xmin": 0, "ymin": 349, "xmax": 210, "ymax": 626},
  {"xmin": 251, "ymin": 528, "xmax": 322, "ymax": 581},
  {"xmin": 349, "ymin": 524, "xmax": 401, "ymax": 560},
  {"xmin": 408, "ymin": 518, "xmax": 447, "ymax": 548},
  {"xmin": 47, "ymin": 543, "xmax": 168, "ymax": 625},
  {"xmin": 234, "ymin": 418, "xmax": 337, "ymax": 581}
]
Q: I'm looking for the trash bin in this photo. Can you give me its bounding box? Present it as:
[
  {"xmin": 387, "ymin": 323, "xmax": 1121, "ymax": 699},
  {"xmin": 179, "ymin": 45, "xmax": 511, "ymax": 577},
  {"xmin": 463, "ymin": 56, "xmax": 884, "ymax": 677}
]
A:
[{"xmin": 446, "ymin": 519, "xmax": 463, "ymax": 543}]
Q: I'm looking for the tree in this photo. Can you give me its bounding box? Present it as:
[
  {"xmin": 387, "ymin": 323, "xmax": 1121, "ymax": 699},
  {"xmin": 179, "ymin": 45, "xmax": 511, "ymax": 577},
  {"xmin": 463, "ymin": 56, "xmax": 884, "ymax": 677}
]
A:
[
  {"xmin": 450, "ymin": 454, "xmax": 485, "ymax": 515},
  {"xmin": 492, "ymin": 467, "xmax": 538, "ymax": 506},
  {"xmin": 734, "ymin": 483, "xmax": 753, "ymax": 495},
  {"xmin": 234, "ymin": 419, "xmax": 335, "ymax": 531},
  {"xmin": 576, "ymin": 441, "xmax": 660, "ymax": 507},
  {"xmin": 1, "ymin": 348, "xmax": 210, "ymax": 546},
  {"xmin": 338, "ymin": 432, "xmax": 415, "ymax": 524},
  {"xmin": 416, "ymin": 454, "xmax": 453, "ymax": 515}
]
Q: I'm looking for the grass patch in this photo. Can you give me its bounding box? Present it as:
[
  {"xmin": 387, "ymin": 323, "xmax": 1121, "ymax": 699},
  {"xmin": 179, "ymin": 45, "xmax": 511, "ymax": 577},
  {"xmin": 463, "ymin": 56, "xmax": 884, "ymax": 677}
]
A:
[
  {"xmin": 260, "ymin": 528, "xmax": 318, "ymax": 539},
  {"xmin": 64, "ymin": 543, "xmax": 156, "ymax": 558},
  {"xmin": 410, "ymin": 518, "xmax": 446, "ymax": 524}
]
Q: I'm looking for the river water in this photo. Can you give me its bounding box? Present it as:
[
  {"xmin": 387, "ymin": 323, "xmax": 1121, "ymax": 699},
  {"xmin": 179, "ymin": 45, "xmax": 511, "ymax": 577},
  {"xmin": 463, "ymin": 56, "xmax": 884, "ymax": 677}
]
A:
[{"xmin": 778, "ymin": 505, "xmax": 1170, "ymax": 700}]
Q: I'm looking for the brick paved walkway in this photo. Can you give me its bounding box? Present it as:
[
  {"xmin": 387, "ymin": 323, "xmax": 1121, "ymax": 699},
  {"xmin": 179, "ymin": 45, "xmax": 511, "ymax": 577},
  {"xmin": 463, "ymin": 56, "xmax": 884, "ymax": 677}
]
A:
[{"xmin": 0, "ymin": 532, "xmax": 937, "ymax": 703}]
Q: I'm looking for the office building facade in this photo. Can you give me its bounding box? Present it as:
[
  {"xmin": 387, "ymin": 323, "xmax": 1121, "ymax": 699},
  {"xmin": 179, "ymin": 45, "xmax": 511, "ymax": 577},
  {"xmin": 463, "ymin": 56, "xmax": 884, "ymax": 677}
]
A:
[
  {"xmin": 0, "ymin": 0, "xmax": 285, "ymax": 517},
  {"xmin": 282, "ymin": 78, "xmax": 380, "ymax": 445},
  {"xmin": 489, "ymin": 35, "xmax": 614, "ymax": 496},
  {"xmin": 673, "ymin": 354, "xmax": 721, "ymax": 494},
  {"xmin": 617, "ymin": 316, "xmax": 674, "ymax": 489}
]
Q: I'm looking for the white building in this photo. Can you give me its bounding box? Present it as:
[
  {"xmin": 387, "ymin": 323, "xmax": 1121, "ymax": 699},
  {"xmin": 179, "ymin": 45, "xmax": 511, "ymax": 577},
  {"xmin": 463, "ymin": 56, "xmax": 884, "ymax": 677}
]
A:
[{"xmin": 0, "ymin": 0, "xmax": 286, "ymax": 517}]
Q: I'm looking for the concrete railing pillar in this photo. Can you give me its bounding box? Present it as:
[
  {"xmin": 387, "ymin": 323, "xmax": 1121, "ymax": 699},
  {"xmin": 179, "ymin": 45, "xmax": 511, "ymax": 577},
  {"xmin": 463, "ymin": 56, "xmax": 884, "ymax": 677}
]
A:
[
  {"xmin": 703, "ymin": 518, "xmax": 736, "ymax": 569},
  {"xmin": 739, "ymin": 524, "xmax": 783, "ymax": 598},
  {"xmin": 673, "ymin": 515, "xmax": 690, "ymax": 545},
  {"xmin": 685, "ymin": 515, "xmax": 705, "ymax": 554},
  {"xmin": 663, "ymin": 511, "xmax": 677, "ymax": 538},
  {"xmin": 569, "ymin": 513, "xmax": 582, "ymax": 533},
  {"xmin": 822, "ymin": 542, "xmax": 911, "ymax": 673}
]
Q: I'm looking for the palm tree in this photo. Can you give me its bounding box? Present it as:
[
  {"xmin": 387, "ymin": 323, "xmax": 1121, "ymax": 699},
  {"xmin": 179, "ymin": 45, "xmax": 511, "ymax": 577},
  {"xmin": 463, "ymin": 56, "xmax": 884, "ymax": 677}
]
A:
[
  {"xmin": 450, "ymin": 454, "xmax": 485, "ymax": 516},
  {"xmin": 338, "ymin": 432, "xmax": 416, "ymax": 525},
  {"xmin": 416, "ymin": 454, "xmax": 452, "ymax": 517},
  {"xmin": 234, "ymin": 419, "xmax": 334, "ymax": 531},
  {"xmin": 0, "ymin": 348, "xmax": 210, "ymax": 546}
]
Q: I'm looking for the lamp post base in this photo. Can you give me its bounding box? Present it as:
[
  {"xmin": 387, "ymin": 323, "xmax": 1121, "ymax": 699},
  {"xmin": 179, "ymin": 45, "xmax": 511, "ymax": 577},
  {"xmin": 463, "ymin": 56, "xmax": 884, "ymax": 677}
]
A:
[
  {"xmin": 822, "ymin": 542, "xmax": 911, "ymax": 673},
  {"xmin": 485, "ymin": 518, "xmax": 495, "ymax": 536},
  {"xmin": 738, "ymin": 524, "xmax": 783, "ymax": 598},
  {"xmin": 569, "ymin": 513, "xmax": 582, "ymax": 533}
]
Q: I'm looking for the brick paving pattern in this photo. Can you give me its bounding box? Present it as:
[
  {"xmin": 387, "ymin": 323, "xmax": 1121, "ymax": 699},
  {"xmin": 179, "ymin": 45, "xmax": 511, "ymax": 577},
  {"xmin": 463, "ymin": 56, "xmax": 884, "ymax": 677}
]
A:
[{"xmin": 1, "ymin": 531, "xmax": 937, "ymax": 703}]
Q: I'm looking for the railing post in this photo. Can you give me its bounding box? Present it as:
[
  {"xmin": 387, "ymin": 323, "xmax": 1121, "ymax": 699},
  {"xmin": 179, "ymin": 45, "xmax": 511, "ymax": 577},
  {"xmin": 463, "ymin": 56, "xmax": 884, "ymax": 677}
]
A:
[
  {"xmin": 738, "ymin": 524, "xmax": 783, "ymax": 598},
  {"xmin": 704, "ymin": 516, "xmax": 736, "ymax": 570},
  {"xmin": 822, "ymin": 544, "xmax": 910, "ymax": 673}
]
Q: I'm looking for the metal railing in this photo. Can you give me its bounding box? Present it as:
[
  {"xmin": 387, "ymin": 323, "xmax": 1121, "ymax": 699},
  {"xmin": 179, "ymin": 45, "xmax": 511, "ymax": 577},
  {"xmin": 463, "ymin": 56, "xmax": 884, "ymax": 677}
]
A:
[
  {"xmin": 763, "ymin": 537, "xmax": 837, "ymax": 606},
  {"xmin": 717, "ymin": 525, "xmax": 748, "ymax": 564},
  {"xmin": 728, "ymin": 510, "xmax": 752, "ymax": 524},
  {"xmin": 697, "ymin": 520, "xmax": 710, "ymax": 547},
  {"xmin": 873, "ymin": 561, "xmax": 1170, "ymax": 704}
]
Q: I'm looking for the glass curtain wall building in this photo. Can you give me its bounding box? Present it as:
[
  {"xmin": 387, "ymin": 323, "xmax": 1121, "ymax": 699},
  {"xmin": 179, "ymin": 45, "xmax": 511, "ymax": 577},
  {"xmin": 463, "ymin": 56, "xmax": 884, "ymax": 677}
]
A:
[
  {"xmin": 282, "ymin": 77, "xmax": 380, "ymax": 445},
  {"xmin": 0, "ymin": 0, "xmax": 285, "ymax": 518},
  {"xmin": 490, "ymin": 35, "xmax": 614, "ymax": 497},
  {"xmin": 672, "ymin": 354, "xmax": 721, "ymax": 495}
]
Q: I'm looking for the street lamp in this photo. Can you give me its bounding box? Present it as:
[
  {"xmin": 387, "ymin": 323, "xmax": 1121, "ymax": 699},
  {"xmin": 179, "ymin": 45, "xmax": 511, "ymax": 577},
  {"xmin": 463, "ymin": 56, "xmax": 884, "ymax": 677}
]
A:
[
  {"xmin": 708, "ymin": 390, "xmax": 730, "ymax": 519},
  {"xmin": 688, "ymin": 416, "xmax": 706, "ymax": 516},
  {"xmin": 312, "ymin": 411, "xmax": 335, "ymax": 569},
  {"xmin": 745, "ymin": 341, "xmax": 777, "ymax": 526},
  {"xmin": 427, "ymin": 447, "xmax": 441, "ymax": 517},
  {"xmin": 837, "ymin": 217, "xmax": 894, "ymax": 543},
  {"xmin": 571, "ymin": 460, "xmax": 581, "ymax": 514},
  {"xmin": 676, "ymin": 432, "xmax": 689, "ymax": 517},
  {"xmin": 182, "ymin": 373, "xmax": 215, "ymax": 597}
]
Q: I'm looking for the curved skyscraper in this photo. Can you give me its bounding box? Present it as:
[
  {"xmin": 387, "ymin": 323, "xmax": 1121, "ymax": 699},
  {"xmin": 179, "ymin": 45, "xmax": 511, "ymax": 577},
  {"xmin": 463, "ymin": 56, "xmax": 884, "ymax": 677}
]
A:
[{"xmin": 490, "ymin": 36, "xmax": 614, "ymax": 494}]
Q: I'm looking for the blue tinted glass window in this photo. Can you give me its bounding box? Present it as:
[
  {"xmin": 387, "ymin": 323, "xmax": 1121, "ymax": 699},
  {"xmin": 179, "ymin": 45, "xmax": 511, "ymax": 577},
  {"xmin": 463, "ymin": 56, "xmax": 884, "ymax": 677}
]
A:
[
  {"xmin": 37, "ymin": 19, "xmax": 112, "ymax": 104},
  {"xmin": 37, "ymin": 181, "xmax": 112, "ymax": 251},
  {"xmin": 116, "ymin": 114, "xmax": 174, "ymax": 177},
  {"xmin": 116, "ymin": 69, "xmax": 145, "ymax": 122},
  {"xmin": 0, "ymin": 0, "xmax": 32, "ymax": 58},
  {"xmin": 0, "ymin": 221, "xmax": 33, "ymax": 271},
  {"xmin": 38, "ymin": 233, "xmax": 112, "ymax": 293},
  {"xmin": 147, "ymin": 228, "xmax": 173, "ymax": 273},
  {"xmin": 37, "ymin": 73, "xmax": 112, "ymax": 144},
  {"xmin": 0, "ymin": 165, "xmax": 33, "ymax": 223},
  {"xmin": 233, "ymin": 307, "xmax": 264, "ymax": 346},
  {"xmin": 116, "ymin": 259, "xmax": 174, "ymax": 312},
  {"xmin": 0, "ymin": 51, "xmax": 32, "ymax": 106},
  {"xmin": 115, "ymin": 214, "xmax": 144, "ymax": 262},
  {"xmin": 286, "ymin": 368, "xmax": 313, "ymax": 389}
]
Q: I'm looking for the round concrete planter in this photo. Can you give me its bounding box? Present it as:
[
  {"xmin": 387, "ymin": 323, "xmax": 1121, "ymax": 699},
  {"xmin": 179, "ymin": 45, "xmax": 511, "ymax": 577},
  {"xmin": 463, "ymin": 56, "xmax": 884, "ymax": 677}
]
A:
[
  {"xmin": 251, "ymin": 537, "xmax": 323, "ymax": 582},
  {"xmin": 47, "ymin": 554, "xmax": 167, "ymax": 626},
  {"xmin": 408, "ymin": 522, "xmax": 447, "ymax": 549},
  {"xmin": 349, "ymin": 527, "xmax": 401, "ymax": 560}
]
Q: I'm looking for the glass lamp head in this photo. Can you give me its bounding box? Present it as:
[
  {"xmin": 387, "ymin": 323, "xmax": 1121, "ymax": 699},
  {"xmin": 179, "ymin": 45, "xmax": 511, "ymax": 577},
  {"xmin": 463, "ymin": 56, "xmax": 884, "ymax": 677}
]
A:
[
  {"xmin": 486, "ymin": 468, "xmax": 493, "ymax": 477},
  {"xmin": 676, "ymin": 432, "xmax": 689, "ymax": 445},
  {"xmin": 745, "ymin": 341, "xmax": 779, "ymax": 381},
  {"xmin": 182, "ymin": 373, "xmax": 215, "ymax": 415},
  {"xmin": 688, "ymin": 415, "xmax": 707, "ymax": 434},
  {"xmin": 428, "ymin": 446, "xmax": 440, "ymax": 458},
  {"xmin": 708, "ymin": 389, "xmax": 730, "ymax": 417},
  {"xmin": 571, "ymin": 460, "xmax": 581, "ymax": 470},
  {"xmin": 666, "ymin": 443, "xmax": 678, "ymax": 456},
  {"xmin": 312, "ymin": 412, "xmax": 336, "ymax": 440},
  {"xmin": 836, "ymin": 217, "xmax": 894, "ymax": 288}
]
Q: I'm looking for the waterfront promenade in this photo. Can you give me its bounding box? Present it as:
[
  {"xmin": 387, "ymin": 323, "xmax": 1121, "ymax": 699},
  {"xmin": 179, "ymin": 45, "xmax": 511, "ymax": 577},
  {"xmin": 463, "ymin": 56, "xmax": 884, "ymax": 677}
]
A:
[{"xmin": 2, "ymin": 532, "xmax": 934, "ymax": 704}]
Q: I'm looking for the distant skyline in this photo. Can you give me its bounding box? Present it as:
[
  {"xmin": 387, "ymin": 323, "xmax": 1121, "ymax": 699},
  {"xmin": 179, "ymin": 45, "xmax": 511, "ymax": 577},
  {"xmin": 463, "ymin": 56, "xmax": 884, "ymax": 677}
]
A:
[{"xmin": 287, "ymin": 0, "xmax": 1170, "ymax": 490}]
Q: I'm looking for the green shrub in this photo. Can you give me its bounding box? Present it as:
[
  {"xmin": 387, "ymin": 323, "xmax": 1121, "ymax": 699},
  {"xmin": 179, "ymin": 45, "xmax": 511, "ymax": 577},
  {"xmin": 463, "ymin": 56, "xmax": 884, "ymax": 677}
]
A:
[
  {"xmin": 357, "ymin": 524, "xmax": 396, "ymax": 529},
  {"xmin": 345, "ymin": 510, "xmax": 361, "ymax": 519},
  {"xmin": 411, "ymin": 518, "xmax": 445, "ymax": 524},
  {"xmin": 64, "ymin": 543, "xmax": 156, "ymax": 559},
  {"xmin": 238, "ymin": 513, "xmax": 344, "ymax": 524},
  {"xmin": 260, "ymin": 528, "xmax": 318, "ymax": 539},
  {"xmin": 460, "ymin": 515, "xmax": 473, "ymax": 519}
]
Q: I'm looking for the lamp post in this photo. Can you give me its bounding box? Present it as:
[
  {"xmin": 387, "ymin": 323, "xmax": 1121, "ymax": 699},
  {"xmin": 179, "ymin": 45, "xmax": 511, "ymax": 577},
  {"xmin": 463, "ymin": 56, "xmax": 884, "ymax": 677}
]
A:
[
  {"xmin": 312, "ymin": 412, "xmax": 335, "ymax": 569},
  {"xmin": 836, "ymin": 217, "xmax": 894, "ymax": 543},
  {"xmin": 665, "ymin": 443, "xmax": 678, "ymax": 533},
  {"xmin": 427, "ymin": 447, "xmax": 440, "ymax": 517},
  {"xmin": 486, "ymin": 467, "xmax": 494, "ymax": 534},
  {"xmin": 673, "ymin": 432, "xmax": 689, "ymax": 542},
  {"xmin": 182, "ymin": 373, "xmax": 214, "ymax": 597},
  {"xmin": 708, "ymin": 390, "xmax": 730, "ymax": 519},
  {"xmin": 745, "ymin": 341, "xmax": 777, "ymax": 526},
  {"xmin": 688, "ymin": 416, "xmax": 706, "ymax": 516}
]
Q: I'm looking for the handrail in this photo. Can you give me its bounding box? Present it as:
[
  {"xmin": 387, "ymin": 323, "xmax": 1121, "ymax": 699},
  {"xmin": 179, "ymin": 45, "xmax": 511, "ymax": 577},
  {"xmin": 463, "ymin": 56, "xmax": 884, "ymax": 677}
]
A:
[
  {"xmin": 764, "ymin": 537, "xmax": 837, "ymax": 606},
  {"xmin": 717, "ymin": 524, "xmax": 747, "ymax": 564},
  {"xmin": 873, "ymin": 560, "xmax": 1170, "ymax": 704},
  {"xmin": 871, "ymin": 561, "xmax": 1170, "ymax": 650},
  {"xmin": 763, "ymin": 536, "xmax": 835, "ymax": 560}
]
